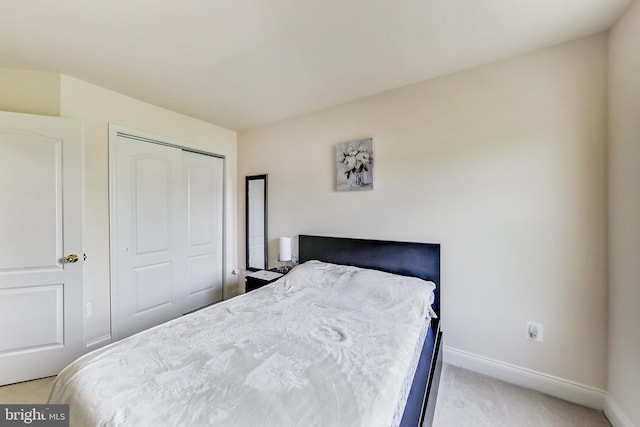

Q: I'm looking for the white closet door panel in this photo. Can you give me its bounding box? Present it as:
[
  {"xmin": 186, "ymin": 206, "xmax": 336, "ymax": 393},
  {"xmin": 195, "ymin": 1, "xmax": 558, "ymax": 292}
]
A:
[
  {"xmin": 113, "ymin": 138, "xmax": 186, "ymax": 340},
  {"xmin": 134, "ymin": 157, "xmax": 173, "ymax": 255},
  {"xmin": 188, "ymin": 166, "xmax": 216, "ymax": 247},
  {"xmin": 183, "ymin": 153, "xmax": 224, "ymax": 312},
  {"xmin": 134, "ymin": 262, "xmax": 172, "ymax": 313},
  {"xmin": 188, "ymin": 254, "xmax": 217, "ymax": 294}
]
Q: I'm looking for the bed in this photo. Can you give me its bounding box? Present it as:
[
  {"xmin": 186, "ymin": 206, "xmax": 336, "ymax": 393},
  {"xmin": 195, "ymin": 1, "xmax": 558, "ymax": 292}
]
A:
[
  {"xmin": 48, "ymin": 235, "xmax": 442, "ymax": 426},
  {"xmin": 298, "ymin": 235, "xmax": 443, "ymax": 427}
]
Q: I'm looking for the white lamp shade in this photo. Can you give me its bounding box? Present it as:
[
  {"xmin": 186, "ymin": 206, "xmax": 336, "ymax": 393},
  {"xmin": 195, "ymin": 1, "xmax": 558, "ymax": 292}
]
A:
[{"xmin": 279, "ymin": 237, "xmax": 292, "ymax": 262}]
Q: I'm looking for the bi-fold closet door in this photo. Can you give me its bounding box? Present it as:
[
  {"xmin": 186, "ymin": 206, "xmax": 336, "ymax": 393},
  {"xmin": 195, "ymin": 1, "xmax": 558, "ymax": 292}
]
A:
[{"xmin": 111, "ymin": 131, "xmax": 224, "ymax": 341}]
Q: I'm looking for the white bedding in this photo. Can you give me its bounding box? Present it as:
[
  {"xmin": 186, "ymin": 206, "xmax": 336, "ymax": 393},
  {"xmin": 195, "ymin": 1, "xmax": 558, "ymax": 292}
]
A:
[{"xmin": 49, "ymin": 261, "xmax": 436, "ymax": 427}]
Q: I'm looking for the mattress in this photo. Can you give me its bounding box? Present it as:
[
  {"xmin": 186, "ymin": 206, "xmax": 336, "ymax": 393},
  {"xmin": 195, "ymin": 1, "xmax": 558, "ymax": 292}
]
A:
[{"xmin": 49, "ymin": 261, "xmax": 436, "ymax": 427}]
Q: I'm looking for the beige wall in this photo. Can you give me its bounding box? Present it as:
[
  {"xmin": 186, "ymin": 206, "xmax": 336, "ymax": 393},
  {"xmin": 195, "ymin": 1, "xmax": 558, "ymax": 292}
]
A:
[
  {"xmin": 239, "ymin": 35, "xmax": 608, "ymax": 389},
  {"xmin": 58, "ymin": 75, "xmax": 238, "ymax": 345},
  {"xmin": 608, "ymin": 1, "xmax": 640, "ymax": 424},
  {"xmin": 0, "ymin": 68, "xmax": 61, "ymax": 116}
]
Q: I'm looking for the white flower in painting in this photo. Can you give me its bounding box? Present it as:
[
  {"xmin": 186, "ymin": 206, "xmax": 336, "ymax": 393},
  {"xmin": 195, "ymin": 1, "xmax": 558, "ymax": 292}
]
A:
[
  {"xmin": 356, "ymin": 152, "xmax": 369, "ymax": 165},
  {"xmin": 343, "ymin": 155, "xmax": 356, "ymax": 170}
]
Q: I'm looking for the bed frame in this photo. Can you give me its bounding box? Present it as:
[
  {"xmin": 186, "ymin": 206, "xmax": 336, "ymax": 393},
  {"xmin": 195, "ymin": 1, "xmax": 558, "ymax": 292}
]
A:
[{"xmin": 298, "ymin": 235, "xmax": 442, "ymax": 427}]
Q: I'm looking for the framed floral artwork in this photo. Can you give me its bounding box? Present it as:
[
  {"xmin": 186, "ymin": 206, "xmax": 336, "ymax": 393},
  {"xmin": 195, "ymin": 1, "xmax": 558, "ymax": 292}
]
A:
[{"xmin": 336, "ymin": 138, "xmax": 374, "ymax": 191}]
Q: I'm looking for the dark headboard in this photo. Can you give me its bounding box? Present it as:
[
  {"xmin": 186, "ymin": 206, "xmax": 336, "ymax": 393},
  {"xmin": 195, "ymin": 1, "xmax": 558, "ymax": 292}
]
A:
[{"xmin": 298, "ymin": 235, "xmax": 440, "ymax": 316}]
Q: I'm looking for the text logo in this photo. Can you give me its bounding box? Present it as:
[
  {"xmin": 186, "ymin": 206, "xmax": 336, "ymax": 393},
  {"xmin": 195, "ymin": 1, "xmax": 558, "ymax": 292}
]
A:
[{"xmin": 0, "ymin": 405, "xmax": 68, "ymax": 427}]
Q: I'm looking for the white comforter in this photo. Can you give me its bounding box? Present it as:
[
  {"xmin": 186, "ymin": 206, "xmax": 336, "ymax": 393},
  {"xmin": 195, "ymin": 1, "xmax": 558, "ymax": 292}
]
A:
[{"xmin": 49, "ymin": 261, "xmax": 436, "ymax": 427}]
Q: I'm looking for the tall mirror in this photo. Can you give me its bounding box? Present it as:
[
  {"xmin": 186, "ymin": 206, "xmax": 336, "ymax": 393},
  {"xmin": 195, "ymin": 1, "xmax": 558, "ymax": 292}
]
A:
[{"xmin": 246, "ymin": 174, "xmax": 268, "ymax": 271}]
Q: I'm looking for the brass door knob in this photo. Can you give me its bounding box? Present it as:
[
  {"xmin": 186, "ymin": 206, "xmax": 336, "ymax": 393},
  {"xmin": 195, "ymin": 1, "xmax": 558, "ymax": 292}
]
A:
[{"xmin": 64, "ymin": 254, "xmax": 79, "ymax": 264}]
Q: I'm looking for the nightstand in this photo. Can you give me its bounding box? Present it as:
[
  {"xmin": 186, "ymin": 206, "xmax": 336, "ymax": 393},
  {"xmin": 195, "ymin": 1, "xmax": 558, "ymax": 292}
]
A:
[{"xmin": 245, "ymin": 269, "xmax": 284, "ymax": 292}]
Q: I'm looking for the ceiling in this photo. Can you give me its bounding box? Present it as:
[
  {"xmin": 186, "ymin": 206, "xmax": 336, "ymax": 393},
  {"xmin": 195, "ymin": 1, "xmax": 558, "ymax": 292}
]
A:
[{"xmin": 0, "ymin": 0, "xmax": 633, "ymax": 131}]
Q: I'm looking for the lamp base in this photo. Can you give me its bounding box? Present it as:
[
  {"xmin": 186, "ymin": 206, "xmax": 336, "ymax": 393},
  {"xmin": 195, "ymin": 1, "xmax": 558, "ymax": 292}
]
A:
[{"xmin": 277, "ymin": 260, "xmax": 291, "ymax": 274}]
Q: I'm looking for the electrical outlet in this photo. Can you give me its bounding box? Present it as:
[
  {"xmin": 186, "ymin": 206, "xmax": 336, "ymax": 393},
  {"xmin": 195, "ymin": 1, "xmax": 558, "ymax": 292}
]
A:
[
  {"xmin": 85, "ymin": 302, "xmax": 92, "ymax": 318},
  {"xmin": 527, "ymin": 322, "xmax": 543, "ymax": 342}
]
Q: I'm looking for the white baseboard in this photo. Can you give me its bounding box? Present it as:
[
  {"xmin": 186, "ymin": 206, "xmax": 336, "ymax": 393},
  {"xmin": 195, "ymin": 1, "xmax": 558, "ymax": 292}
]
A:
[
  {"xmin": 85, "ymin": 334, "xmax": 111, "ymax": 350},
  {"xmin": 443, "ymin": 346, "xmax": 606, "ymax": 410},
  {"xmin": 604, "ymin": 394, "xmax": 636, "ymax": 427}
]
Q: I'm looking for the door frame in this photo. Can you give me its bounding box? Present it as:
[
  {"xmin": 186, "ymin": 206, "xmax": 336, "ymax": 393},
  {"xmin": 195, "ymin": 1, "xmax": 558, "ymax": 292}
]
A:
[{"xmin": 108, "ymin": 124, "xmax": 226, "ymax": 340}]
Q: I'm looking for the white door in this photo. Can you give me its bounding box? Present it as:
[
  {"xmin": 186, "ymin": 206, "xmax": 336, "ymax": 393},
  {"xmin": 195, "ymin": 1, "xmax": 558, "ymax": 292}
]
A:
[
  {"xmin": 112, "ymin": 138, "xmax": 185, "ymax": 340},
  {"xmin": 183, "ymin": 152, "xmax": 224, "ymax": 313},
  {"xmin": 0, "ymin": 111, "xmax": 83, "ymax": 386},
  {"xmin": 111, "ymin": 132, "xmax": 224, "ymax": 340}
]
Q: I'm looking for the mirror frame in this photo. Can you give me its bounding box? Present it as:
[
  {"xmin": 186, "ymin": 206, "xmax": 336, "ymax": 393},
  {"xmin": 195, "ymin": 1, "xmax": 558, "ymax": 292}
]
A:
[{"xmin": 245, "ymin": 174, "xmax": 268, "ymax": 271}]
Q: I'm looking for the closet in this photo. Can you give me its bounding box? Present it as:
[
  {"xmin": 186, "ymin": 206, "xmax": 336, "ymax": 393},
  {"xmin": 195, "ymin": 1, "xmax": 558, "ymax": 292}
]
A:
[{"xmin": 110, "ymin": 129, "xmax": 224, "ymax": 340}]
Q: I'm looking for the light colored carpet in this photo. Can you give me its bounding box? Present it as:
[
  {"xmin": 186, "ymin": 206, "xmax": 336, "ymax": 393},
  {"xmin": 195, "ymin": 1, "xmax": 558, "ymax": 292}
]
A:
[
  {"xmin": 433, "ymin": 364, "xmax": 611, "ymax": 427},
  {"xmin": 0, "ymin": 376, "xmax": 55, "ymax": 404}
]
